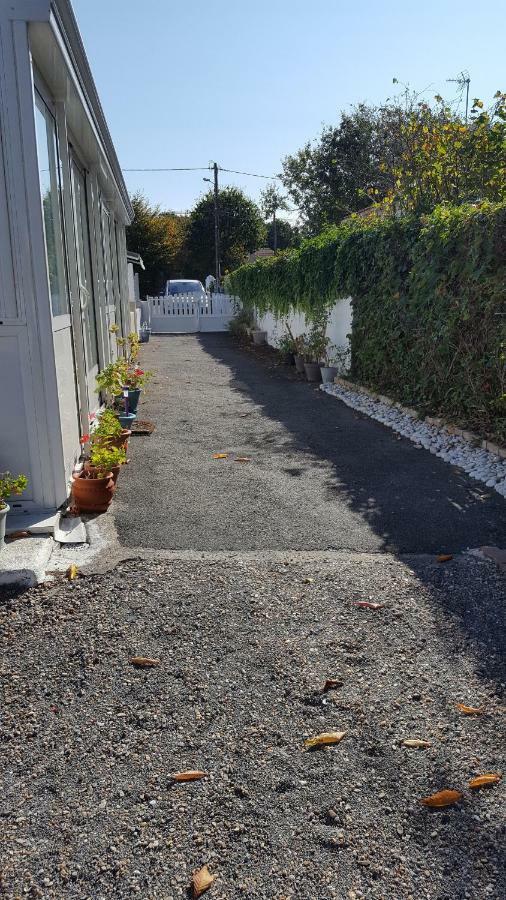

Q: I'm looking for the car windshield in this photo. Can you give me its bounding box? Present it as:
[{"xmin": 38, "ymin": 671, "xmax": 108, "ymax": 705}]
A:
[{"xmin": 167, "ymin": 281, "xmax": 203, "ymax": 294}]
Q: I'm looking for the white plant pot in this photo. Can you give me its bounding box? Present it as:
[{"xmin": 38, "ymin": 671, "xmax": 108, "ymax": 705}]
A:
[
  {"xmin": 0, "ymin": 503, "xmax": 10, "ymax": 549},
  {"xmin": 320, "ymin": 366, "xmax": 338, "ymax": 383}
]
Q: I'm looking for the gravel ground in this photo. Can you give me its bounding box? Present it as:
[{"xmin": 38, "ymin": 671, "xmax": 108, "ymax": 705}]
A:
[{"xmin": 1, "ymin": 552, "xmax": 505, "ymax": 899}]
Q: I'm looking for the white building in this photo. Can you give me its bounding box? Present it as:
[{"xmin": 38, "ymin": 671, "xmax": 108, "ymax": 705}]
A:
[{"xmin": 0, "ymin": 0, "xmax": 133, "ymax": 518}]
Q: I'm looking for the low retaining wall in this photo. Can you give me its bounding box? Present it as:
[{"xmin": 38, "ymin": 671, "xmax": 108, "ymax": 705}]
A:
[{"xmin": 256, "ymin": 297, "xmax": 353, "ymax": 353}]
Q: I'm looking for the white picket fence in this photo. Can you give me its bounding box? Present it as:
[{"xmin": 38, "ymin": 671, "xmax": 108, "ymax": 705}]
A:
[{"xmin": 147, "ymin": 291, "xmax": 238, "ymax": 333}]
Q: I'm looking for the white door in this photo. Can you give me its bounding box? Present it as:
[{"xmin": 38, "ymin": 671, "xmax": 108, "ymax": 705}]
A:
[{"xmin": 70, "ymin": 157, "xmax": 100, "ymax": 412}]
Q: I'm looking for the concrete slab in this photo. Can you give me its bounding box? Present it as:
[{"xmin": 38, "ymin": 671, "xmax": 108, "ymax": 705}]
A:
[
  {"xmin": 0, "ymin": 535, "xmax": 55, "ymax": 587},
  {"xmin": 5, "ymin": 510, "xmax": 59, "ymax": 535},
  {"xmin": 54, "ymin": 516, "xmax": 87, "ymax": 544}
]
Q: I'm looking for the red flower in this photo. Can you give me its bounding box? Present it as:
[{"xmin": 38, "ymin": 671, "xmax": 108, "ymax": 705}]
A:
[
  {"xmin": 80, "ymin": 434, "xmax": 90, "ymax": 444},
  {"xmin": 134, "ymin": 368, "xmax": 144, "ymax": 375}
]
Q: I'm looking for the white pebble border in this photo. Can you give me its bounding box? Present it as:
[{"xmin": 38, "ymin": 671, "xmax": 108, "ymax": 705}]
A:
[{"xmin": 321, "ymin": 382, "xmax": 506, "ymax": 499}]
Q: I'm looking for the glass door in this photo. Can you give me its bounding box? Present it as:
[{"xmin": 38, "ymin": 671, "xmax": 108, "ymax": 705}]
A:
[{"xmin": 70, "ymin": 157, "xmax": 100, "ymax": 412}]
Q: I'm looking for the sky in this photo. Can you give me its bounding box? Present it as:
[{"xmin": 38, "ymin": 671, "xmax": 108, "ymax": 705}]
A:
[{"xmin": 73, "ymin": 0, "xmax": 505, "ymax": 217}]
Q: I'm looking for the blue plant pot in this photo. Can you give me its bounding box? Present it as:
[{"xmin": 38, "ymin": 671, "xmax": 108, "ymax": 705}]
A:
[
  {"xmin": 116, "ymin": 412, "xmax": 137, "ymax": 430},
  {"xmin": 114, "ymin": 389, "xmax": 142, "ymax": 414}
]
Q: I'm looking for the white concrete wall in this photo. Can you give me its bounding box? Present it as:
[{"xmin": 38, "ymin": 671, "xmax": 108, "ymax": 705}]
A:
[{"xmin": 257, "ymin": 297, "xmax": 353, "ymax": 356}]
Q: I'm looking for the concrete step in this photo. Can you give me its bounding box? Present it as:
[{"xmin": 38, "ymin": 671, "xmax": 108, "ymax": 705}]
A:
[
  {"xmin": 6, "ymin": 510, "xmax": 87, "ymax": 545},
  {"xmin": 0, "ymin": 535, "xmax": 55, "ymax": 587}
]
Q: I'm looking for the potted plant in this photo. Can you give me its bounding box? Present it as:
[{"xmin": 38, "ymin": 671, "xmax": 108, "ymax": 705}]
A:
[
  {"xmin": 304, "ymin": 312, "xmax": 329, "ymax": 382},
  {"xmin": 92, "ymin": 409, "xmax": 131, "ymax": 450},
  {"xmin": 114, "ymin": 365, "xmax": 152, "ymax": 415},
  {"xmin": 291, "ymin": 331, "xmax": 307, "ymax": 374},
  {"xmin": 277, "ymin": 331, "xmax": 296, "ymax": 365},
  {"xmin": 0, "ymin": 473, "xmax": 28, "ymax": 548},
  {"xmin": 72, "ymin": 446, "xmax": 117, "ymax": 513},
  {"xmin": 86, "ymin": 444, "xmax": 126, "ymax": 485},
  {"xmin": 252, "ymin": 327, "xmax": 267, "ymax": 345},
  {"xmin": 320, "ymin": 344, "xmax": 339, "ymax": 383}
]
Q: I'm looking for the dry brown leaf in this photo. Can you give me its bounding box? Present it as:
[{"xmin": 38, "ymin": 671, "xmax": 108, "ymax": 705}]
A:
[
  {"xmin": 456, "ymin": 703, "xmax": 485, "ymax": 715},
  {"xmin": 355, "ymin": 601, "xmax": 385, "ymax": 610},
  {"xmin": 130, "ymin": 657, "xmax": 160, "ymax": 668},
  {"xmin": 402, "ymin": 739, "xmax": 432, "ymax": 748},
  {"xmin": 437, "ymin": 554, "xmax": 453, "ymax": 563},
  {"xmin": 171, "ymin": 770, "xmax": 207, "ymax": 782},
  {"xmin": 192, "ymin": 865, "xmax": 217, "ymax": 897},
  {"xmin": 420, "ymin": 789, "xmax": 463, "ymax": 808},
  {"xmin": 323, "ymin": 679, "xmax": 343, "ymax": 692},
  {"xmin": 212, "ymin": 453, "xmax": 228, "ymax": 459},
  {"xmin": 468, "ymin": 773, "xmax": 502, "ymax": 789},
  {"xmin": 234, "ymin": 456, "xmax": 251, "ymax": 463},
  {"xmin": 304, "ymin": 731, "xmax": 347, "ymax": 749},
  {"xmin": 66, "ymin": 564, "xmax": 79, "ymax": 580},
  {"xmin": 303, "ymin": 577, "xmax": 314, "ymax": 584},
  {"xmin": 5, "ymin": 530, "xmax": 30, "ymax": 542}
]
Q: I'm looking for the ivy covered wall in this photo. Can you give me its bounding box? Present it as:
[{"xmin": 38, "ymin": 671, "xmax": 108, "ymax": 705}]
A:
[{"xmin": 227, "ymin": 203, "xmax": 506, "ymax": 441}]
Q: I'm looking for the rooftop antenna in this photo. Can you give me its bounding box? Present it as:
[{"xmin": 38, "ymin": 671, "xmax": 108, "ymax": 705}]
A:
[{"xmin": 447, "ymin": 70, "xmax": 471, "ymax": 122}]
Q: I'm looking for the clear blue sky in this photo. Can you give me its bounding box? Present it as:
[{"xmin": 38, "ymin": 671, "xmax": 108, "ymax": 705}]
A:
[{"xmin": 73, "ymin": 0, "xmax": 505, "ymax": 216}]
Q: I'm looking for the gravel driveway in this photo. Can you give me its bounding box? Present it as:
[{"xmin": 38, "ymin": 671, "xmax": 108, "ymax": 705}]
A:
[{"xmin": 1, "ymin": 551, "xmax": 504, "ymax": 899}]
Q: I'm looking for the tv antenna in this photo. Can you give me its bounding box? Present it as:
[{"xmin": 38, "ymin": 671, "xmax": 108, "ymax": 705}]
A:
[{"xmin": 447, "ymin": 71, "xmax": 471, "ymax": 122}]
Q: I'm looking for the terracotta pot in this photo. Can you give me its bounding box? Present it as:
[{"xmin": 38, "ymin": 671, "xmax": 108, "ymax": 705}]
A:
[
  {"xmin": 111, "ymin": 464, "xmax": 122, "ymax": 485},
  {"xmin": 304, "ymin": 361, "xmax": 322, "ymax": 382},
  {"xmin": 72, "ymin": 471, "xmax": 115, "ymax": 513},
  {"xmin": 108, "ymin": 429, "xmax": 131, "ymax": 450}
]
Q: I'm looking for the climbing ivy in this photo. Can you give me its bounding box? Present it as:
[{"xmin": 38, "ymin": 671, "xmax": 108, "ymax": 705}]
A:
[{"xmin": 227, "ymin": 202, "xmax": 506, "ymax": 441}]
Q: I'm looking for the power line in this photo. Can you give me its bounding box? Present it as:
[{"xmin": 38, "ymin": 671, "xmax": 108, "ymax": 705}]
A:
[{"xmin": 122, "ymin": 164, "xmax": 282, "ymax": 180}]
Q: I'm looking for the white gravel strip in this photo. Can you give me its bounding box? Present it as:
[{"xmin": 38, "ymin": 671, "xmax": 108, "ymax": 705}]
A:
[{"xmin": 321, "ymin": 382, "xmax": 506, "ymax": 498}]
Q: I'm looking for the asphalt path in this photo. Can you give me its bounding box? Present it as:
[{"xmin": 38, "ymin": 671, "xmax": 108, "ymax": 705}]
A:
[{"xmin": 115, "ymin": 334, "xmax": 506, "ymax": 553}]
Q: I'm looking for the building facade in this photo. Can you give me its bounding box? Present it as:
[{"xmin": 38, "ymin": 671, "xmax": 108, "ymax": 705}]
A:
[{"xmin": 0, "ymin": 0, "xmax": 133, "ymax": 517}]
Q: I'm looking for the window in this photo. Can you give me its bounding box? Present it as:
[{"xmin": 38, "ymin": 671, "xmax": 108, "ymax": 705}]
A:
[{"xmin": 34, "ymin": 92, "xmax": 69, "ymax": 317}]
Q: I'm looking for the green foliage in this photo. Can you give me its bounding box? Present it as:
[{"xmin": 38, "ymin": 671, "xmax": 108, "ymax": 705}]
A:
[
  {"xmin": 228, "ymin": 202, "xmax": 506, "ymax": 441},
  {"xmin": 228, "ymin": 305, "xmax": 255, "ymax": 343},
  {"xmin": 88, "ymin": 445, "xmax": 126, "ymax": 477},
  {"xmin": 93, "ymin": 410, "xmax": 123, "ymax": 440},
  {"xmin": 185, "ymin": 187, "xmax": 266, "ymax": 281},
  {"xmin": 126, "ymin": 193, "xmax": 188, "ymax": 296},
  {"xmin": 0, "ymin": 472, "xmax": 28, "ymax": 508},
  {"xmin": 266, "ymin": 218, "xmax": 300, "ymax": 251}
]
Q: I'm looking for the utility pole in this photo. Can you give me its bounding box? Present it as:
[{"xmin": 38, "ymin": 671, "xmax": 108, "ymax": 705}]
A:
[
  {"xmin": 213, "ymin": 162, "xmax": 220, "ymax": 287},
  {"xmin": 273, "ymin": 209, "xmax": 277, "ymax": 253}
]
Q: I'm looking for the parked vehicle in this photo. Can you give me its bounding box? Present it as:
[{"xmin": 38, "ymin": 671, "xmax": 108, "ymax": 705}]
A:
[{"xmin": 164, "ymin": 279, "xmax": 207, "ymax": 300}]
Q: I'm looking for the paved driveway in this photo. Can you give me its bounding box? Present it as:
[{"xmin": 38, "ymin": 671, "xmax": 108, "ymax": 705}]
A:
[{"xmin": 114, "ymin": 334, "xmax": 506, "ymax": 553}]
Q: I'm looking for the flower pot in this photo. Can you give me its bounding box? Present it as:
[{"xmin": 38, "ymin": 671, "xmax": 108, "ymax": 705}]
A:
[
  {"xmin": 115, "ymin": 412, "xmax": 136, "ymax": 430},
  {"xmin": 139, "ymin": 328, "xmax": 151, "ymax": 344},
  {"xmin": 252, "ymin": 330, "xmax": 267, "ymax": 346},
  {"xmin": 111, "ymin": 464, "xmax": 122, "ymax": 485},
  {"xmin": 0, "ymin": 503, "xmax": 10, "ymax": 550},
  {"xmin": 294, "ymin": 354, "xmax": 306, "ymax": 374},
  {"xmin": 72, "ymin": 472, "xmax": 115, "ymax": 513},
  {"xmin": 304, "ymin": 361, "xmax": 322, "ymax": 383},
  {"xmin": 320, "ymin": 365, "xmax": 338, "ymax": 383},
  {"xmin": 115, "ymin": 389, "xmax": 142, "ymax": 414},
  {"xmin": 282, "ymin": 351, "xmax": 295, "ymax": 365},
  {"xmin": 107, "ymin": 429, "xmax": 131, "ymax": 450}
]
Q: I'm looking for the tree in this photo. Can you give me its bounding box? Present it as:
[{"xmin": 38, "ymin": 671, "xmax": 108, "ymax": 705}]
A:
[
  {"xmin": 265, "ymin": 217, "xmax": 300, "ymax": 251},
  {"xmin": 281, "ymin": 103, "xmax": 404, "ymax": 234},
  {"xmin": 126, "ymin": 193, "xmax": 188, "ymax": 296},
  {"xmin": 185, "ymin": 187, "xmax": 266, "ymax": 281},
  {"xmin": 260, "ymin": 183, "xmax": 289, "ymax": 251},
  {"xmin": 384, "ymin": 92, "xmax": 506, "ymax": 214}
]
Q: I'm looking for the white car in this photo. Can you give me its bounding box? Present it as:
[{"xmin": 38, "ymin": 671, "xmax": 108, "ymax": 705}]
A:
[{"xmin": 164, "ymin": 279, "xmax": 207, "ymax": 299}]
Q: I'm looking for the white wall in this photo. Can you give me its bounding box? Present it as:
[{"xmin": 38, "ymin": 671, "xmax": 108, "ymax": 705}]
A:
[{"xmin": 257, "ymin": 297, "xmax": 353, "ymax": 355}]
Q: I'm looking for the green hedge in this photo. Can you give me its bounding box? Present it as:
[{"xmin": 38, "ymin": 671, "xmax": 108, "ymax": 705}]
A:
[{"xmin": 227, "ymin": 203, "xmax": 506, "ymax": 441}]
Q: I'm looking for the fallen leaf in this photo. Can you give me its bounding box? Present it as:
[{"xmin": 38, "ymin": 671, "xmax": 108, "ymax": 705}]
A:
[
  {"xmin": 212, "ymin": 453, "xmax": 228, "ymax": 459},
  {"xmin": 234, "ymin": 456, "xmax": 251, "ymax": 463},
  {"xmin": 355, "ymin": 601, "xmax": 385, "ymax": 610},
  {"xmin": 192, "ymin": 865, "xmax": 217, "ymax": 897},
  {"xmin": 304, "ymin": 731, "xmax": 347, "ymax": 749},
  {"xmin": 468, "ymin": 773, "xmax": 502, "ymax": 789},
  {"xmin": 5, "ymin": 530, "xmax": 30, "ymax": 542},
  {"xmin": 456, "ymin": 703, "xmax": 485, "ymax": 715},
  {"xmin": 171, "ymin": 770, "xmax": 207, "ymax": 782},
  {"xmin": 323, "ymin": 679, "xmax": 343, "ymax": 692},
  {"xmin": 437, "ymin": 554, "xmax": 453, "ymax": 563},
  {"xmin": 303, "ymin": 577, "xmax": 314, "ymax": 584},
  {"xmin": 402, "ymin": 739, "xmax": 432, "ymax": 748},
  {"xmin": 420, "ymin": 789, "xmax": 463, "ymax": 808},
  {"xmin": 130, "ymin": 657, "xmax": 160, "ymax": 668},
  {"xmin": 66, "ymin": 564, "xmax": 79, "ymax": 580}
]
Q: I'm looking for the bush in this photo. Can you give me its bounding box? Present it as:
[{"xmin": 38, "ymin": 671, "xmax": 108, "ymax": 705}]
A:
[{"xmin": 227, "ymin": 202, "xmax": 506, "ymax": 441}]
